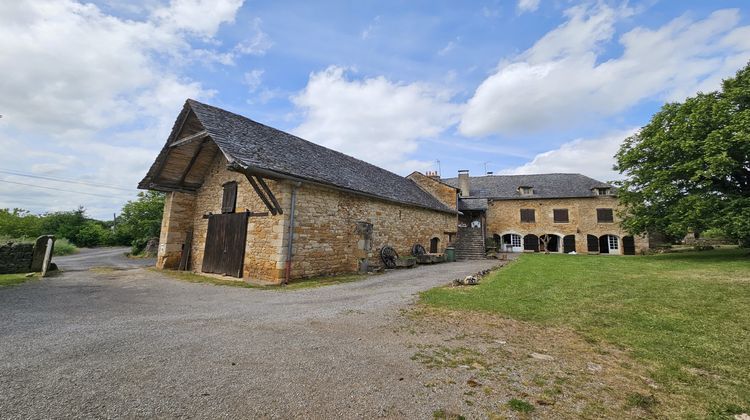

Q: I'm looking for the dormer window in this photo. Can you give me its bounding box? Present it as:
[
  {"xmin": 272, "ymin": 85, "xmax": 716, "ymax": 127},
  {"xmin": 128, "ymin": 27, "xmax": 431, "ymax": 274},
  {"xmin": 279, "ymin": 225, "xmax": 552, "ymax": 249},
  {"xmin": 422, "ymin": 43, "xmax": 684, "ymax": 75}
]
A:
[
  {"xmin": 518, "ymin": 186, "xmax": 534, "ymax": 196},
  {"xmin": 594, "ymin": 187, "xmax": 611, "ymax": 196}
]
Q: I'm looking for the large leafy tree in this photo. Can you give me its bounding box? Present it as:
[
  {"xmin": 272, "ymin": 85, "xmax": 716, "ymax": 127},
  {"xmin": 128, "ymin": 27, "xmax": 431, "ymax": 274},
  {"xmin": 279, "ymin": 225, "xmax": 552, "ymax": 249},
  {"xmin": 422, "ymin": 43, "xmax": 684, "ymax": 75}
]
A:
[
  {"xmin": 114, "ymin": 191, "xmax": 165, "ymax": 252},
  {"xmin": 615, "ymin": 63, "xmax": 750, "ymax": 246}
]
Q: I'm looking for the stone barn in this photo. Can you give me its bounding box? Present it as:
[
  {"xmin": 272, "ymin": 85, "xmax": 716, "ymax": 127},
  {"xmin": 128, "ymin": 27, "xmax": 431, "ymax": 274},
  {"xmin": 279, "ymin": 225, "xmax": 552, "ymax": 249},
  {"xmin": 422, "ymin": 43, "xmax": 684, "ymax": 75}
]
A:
[{"xmin": 139, "ymin": 99, "xmax": 458, "ymax": 284}]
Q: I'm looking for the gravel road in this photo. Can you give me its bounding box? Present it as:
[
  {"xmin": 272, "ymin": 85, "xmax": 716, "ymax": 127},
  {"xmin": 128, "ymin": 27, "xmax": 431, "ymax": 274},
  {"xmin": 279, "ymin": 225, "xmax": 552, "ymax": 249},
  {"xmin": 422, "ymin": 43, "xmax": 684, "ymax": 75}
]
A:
[
  {"xmin": 0, "ymin": 257, "xmax": 501, "ymax": 418},
  {"xmin": 54, "ymin": 247, "xmax": 155, "ymax": 271}
]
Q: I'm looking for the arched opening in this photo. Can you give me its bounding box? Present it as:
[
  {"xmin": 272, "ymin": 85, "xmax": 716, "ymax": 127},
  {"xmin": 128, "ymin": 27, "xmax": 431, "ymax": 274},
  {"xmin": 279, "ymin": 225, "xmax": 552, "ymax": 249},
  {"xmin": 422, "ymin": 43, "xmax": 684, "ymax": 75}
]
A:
[
  {"xmin": 429, "ymin": 237, "xmax": 440, "ymax": 253},
  {"xmin": 587, "ymin": 234, "xmax": 599, "ymax": 253},
  {"xmin": 539, "ymin": 234, "xmax": 561, "ymax": 253},
  {"xmin": 563, "ymin": 235, "xmax": 576, "ymax": 253},
  {"xmin": 523, "ymin": 234, "xmax": 539, "ymax": 252},
  {"xmin": 500, "ymin": 233, "xmax": 522, "ymax": 252},
  {"xmin": 598, "ymin": 234, "xmax": 620, "ymax": 254},
  {"xmin": 622, "ymin": 236, "xmax": 636, "ymax": 255}
]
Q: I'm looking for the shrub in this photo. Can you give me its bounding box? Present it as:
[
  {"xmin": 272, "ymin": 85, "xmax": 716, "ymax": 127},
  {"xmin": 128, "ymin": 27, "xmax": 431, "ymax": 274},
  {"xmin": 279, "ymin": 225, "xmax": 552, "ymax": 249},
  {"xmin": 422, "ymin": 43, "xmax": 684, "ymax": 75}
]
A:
[{"xmin": 53, "ymin": 238, "xmax": 78, "ymax": 256}]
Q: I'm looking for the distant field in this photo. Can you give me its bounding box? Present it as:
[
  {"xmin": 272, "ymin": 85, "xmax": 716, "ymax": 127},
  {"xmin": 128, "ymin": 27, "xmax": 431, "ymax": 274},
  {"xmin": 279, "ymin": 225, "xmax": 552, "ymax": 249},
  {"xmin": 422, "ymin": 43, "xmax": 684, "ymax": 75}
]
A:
[{"xmin": 421, "ymin": 248, "xmax": 750, "ymax": 418}]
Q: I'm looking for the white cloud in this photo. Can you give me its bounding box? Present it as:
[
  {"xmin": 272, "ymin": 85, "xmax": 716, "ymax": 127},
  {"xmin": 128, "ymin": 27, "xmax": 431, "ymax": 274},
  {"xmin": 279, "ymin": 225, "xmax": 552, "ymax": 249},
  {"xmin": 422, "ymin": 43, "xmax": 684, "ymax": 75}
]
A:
[
  {"xmin": 499, "ymin": 128, "xmax": 638, "ymax": 181},
  {"xmin": 243, "ymin": 69, "xmax": 265, "ymax": 92},
  {"xmin": 460, "ymin": 5, "xmax": 750, "ymax": 136},
  {"xmin": 361, "ymin": 16, "xmax": 381, "ymax": 40},
  {"xmin": 517, "ymin": 0, "xmax": 540, "ymax": 14},
  {"xmin": 292, "ymin": 66, "xmax": 461, "ymax": 173},
  {"xmin": 151, "ymin": 0, "xmax": 243, "ymax": 37},
  {"xmin": 233, "ymin": 17, "xmax": 272, "ymax": 55},
  {"xmin": 0, "ymin": 0, "xmax": 252, "ymax": 218},
  {"xmin": 438, "ymin": 39, "xmax": 459, "ymax": 56}
]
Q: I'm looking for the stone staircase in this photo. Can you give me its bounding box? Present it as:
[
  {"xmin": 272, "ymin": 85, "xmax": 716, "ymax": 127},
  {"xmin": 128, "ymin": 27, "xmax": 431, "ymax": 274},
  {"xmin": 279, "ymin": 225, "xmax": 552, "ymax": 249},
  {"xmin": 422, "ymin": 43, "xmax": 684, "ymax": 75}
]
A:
[{"xmin": 454, "ymin": 227, "xmax": 485, "ymax": 260}]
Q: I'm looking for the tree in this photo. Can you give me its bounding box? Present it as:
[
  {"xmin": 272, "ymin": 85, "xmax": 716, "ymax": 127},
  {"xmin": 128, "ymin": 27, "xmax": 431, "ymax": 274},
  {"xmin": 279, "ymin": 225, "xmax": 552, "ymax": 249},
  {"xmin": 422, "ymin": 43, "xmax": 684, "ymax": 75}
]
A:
[
  {"xmin": 615, "ymin": 62, "xmax": 750, "ymax": 246},
  {"xmin": 114, "ymin": 191, "xmax": 165, "ymax": 253},
  {"xmin": 0, "ymin": 208, "xmax": 42, "ymax": 239},
  {"xmin": 39, "ymin": 207, "xmax": 88, "ymax": 244}
]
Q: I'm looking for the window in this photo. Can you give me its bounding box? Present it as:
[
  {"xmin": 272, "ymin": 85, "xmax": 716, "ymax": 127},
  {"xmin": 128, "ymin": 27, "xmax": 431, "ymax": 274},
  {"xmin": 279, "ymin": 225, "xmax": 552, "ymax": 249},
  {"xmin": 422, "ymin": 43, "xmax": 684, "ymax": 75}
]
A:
[
  {"xmin": 518, "ymin": 186, "xmax": 534, "ymax": 196},
  {"xmin": 520, "ymin": 209, "xmax": 535, "ymax": 223},
  {"xmin": 594, "ymin": 187, "xmax": 611, "ymax": 196},
  {"xmin": 597, "ymin": 208, "xmax": 614, "ymax": 223},
  {"xmin": 553, "ymin": 209, "xmax": 569, "ymax": 223},
  {"xmin": 221, "ymin": 181, "xmax": 238, "ymax": 213},
  {"xmin": 608, "ymin": 235, "xmax": 619, "ymax": 250},
  {"xmin": 510, "ymin": 234, "xmax": 522, "ymax": 247}
]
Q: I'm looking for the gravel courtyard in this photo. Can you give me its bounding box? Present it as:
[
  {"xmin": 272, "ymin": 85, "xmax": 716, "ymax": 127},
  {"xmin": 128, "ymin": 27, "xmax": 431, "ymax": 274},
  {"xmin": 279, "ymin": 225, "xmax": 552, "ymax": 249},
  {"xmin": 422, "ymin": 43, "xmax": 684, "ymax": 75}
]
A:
[{"xmin": 0, "ymin": 251, "xmax": 500, "ymax": 418}]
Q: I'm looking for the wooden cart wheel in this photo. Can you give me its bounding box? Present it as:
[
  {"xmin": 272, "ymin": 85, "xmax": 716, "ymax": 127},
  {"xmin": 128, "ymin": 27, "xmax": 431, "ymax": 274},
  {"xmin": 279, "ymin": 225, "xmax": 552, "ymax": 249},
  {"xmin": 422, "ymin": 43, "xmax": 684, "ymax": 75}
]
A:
[
  {"xmin": 380, "ymin": 246, "xmax": 398, "ymax": 269},
  {"xmin": 411, "ymin": 244, "xmax": 426, "ymax": 256}
]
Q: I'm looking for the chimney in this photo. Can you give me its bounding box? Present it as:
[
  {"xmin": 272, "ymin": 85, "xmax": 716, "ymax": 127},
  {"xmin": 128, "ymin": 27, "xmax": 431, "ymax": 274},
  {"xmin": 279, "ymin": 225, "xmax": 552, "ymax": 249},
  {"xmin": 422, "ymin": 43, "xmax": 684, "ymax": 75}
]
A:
[
  {"xmin": 425, "ymin": 170, "xmax": 440, "ymax": 181},
  {"xmin": 458, "ymin": 170, "xmax": 470, "ymax": 197}
]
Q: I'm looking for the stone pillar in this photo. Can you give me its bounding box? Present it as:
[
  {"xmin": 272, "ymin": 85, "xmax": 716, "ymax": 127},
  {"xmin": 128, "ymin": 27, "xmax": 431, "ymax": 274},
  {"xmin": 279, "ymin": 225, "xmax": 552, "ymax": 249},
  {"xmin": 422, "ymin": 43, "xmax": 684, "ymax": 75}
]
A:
[{"xmin": 156, "ymin": 192, "xmax": 196, "ymax": 269}]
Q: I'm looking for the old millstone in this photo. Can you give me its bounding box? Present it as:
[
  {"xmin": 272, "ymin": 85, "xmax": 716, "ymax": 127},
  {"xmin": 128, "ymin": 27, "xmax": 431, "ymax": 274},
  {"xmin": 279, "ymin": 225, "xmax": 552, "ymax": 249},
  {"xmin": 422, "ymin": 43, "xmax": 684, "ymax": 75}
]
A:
[{"xmin": 30, "ymin": 235, "xmax": 55, "ymax": 272}]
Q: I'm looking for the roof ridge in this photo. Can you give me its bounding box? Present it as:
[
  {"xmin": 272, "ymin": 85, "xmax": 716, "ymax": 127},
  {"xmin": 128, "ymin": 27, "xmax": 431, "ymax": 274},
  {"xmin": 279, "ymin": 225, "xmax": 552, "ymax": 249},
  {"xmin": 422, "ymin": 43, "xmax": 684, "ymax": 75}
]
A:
[{"xmin": 187, "ymin": 99, "xmax": 417, "ymax": 183}]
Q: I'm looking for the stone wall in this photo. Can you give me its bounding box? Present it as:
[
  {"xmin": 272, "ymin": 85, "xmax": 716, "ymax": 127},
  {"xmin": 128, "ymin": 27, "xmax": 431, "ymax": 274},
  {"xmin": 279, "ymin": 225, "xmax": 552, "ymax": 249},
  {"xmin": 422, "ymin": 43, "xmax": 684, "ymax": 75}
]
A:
[
  {"xmin": 0, "ymin": 243, "xmax": 34, "ymax": 274},
  {"xmin": 157, "ymin": 191, "xmax": 196, "ymax": 269},
  {"xmin": 289, "ymin": 183, "xmax": 457, "ymax": 278},
  {"xmin": 407, "ymin": 172, "xmax": 458, "ymax": 210},
  {"xmin": 485, "ymin": 196, "xmax": 649, "ymax": 254}
]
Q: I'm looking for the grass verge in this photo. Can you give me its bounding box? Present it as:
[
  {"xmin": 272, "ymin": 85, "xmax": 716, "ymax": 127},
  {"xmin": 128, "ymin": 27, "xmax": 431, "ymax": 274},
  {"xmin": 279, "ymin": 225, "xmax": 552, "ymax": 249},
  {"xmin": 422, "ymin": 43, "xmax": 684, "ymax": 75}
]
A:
[
  {"xmin": 153, "ymin": 268, "xmax": 367, "ymax": 290},
  {"xmin": 420, "ymin": 248, "xmax": 750, "ymax": 418},
  {"xmin": 0, "ymin": 273, "xmax": 37, "ymax": 287}
]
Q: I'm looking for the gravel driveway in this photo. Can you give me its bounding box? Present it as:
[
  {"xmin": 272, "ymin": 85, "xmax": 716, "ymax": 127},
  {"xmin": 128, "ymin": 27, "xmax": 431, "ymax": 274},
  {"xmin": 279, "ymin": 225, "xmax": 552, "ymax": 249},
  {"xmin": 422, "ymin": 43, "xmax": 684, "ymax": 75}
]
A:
[{"xmin": 0, "ymin": 255, "xmax": 499, "ymax": 418}]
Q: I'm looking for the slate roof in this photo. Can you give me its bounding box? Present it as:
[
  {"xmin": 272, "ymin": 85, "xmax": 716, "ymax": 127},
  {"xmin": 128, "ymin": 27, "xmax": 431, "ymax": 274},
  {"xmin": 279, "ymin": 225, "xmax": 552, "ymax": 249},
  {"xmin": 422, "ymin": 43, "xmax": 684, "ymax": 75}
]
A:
[
  {"xmin": 143, "ymin": 99, "xmax": 455, "ymax": 213},
  {"xmin": 457, "ymin": 198, "xmax": 488, "ymax": 211},
  {"xmin": 442, "ymin": 174, "xmax": 614, "ymax": 200}
]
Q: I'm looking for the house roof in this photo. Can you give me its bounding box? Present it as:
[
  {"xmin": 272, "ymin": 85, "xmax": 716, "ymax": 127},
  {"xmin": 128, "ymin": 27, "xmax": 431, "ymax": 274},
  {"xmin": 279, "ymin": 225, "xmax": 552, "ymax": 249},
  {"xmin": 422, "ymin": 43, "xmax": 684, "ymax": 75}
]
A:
[
  {"xmin": 442, "ymin": 173, "xmax": 614, "ymax": 200},
  {"xmin": 139, "ymin": 99, "xmax": 456, "ymax": 214},
  {"xmin": 457, "ymin": 198, "xmax": 488, "ymax": 211}
]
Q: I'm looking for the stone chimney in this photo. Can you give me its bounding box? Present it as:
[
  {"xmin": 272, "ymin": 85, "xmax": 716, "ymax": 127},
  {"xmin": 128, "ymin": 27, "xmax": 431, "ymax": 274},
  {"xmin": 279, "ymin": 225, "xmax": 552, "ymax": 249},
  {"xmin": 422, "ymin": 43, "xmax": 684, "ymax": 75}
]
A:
[
  {"xmin": 425, "ymin": 170, "xmax": 440, "ymax": 181},
  {"xmin": 458, "ymin": 170, "xmax": 470, "ymax": 197}
]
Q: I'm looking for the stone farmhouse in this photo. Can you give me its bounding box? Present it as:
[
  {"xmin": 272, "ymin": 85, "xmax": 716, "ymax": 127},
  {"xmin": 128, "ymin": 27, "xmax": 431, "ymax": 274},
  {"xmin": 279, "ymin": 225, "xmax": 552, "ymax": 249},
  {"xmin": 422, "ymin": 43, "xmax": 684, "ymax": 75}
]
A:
[{"xmin": 139, "ymin": 99, "xmax": 647, "ymax": 284}]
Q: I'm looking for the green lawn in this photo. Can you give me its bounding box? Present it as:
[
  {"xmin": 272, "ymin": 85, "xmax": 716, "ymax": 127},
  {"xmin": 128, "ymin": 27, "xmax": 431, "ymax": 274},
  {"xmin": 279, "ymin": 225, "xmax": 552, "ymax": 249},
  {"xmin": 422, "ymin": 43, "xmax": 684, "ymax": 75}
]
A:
[
  {"xmin": 0, "ymin": 273, "xmax": 36, "ymax": 287},
  {"xmin": 421, "ymin": 249, "xmax": 750, "ymax": 418}
]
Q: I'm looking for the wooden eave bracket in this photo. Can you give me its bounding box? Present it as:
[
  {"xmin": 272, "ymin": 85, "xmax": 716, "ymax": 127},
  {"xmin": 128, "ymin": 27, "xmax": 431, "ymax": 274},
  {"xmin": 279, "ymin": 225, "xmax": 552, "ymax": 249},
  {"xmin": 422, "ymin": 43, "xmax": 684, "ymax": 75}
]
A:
[{"xmin": 227, "ymin": 162, "xmax": 284, "ymax": 216}]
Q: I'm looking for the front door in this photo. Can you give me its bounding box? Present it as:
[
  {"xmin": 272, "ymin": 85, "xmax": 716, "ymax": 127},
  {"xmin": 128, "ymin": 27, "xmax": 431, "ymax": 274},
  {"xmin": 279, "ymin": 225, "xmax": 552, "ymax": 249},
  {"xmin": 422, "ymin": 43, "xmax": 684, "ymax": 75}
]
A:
[{"xmin": 202, "ymin": 213, "xmax": 248, "ymax": 277}]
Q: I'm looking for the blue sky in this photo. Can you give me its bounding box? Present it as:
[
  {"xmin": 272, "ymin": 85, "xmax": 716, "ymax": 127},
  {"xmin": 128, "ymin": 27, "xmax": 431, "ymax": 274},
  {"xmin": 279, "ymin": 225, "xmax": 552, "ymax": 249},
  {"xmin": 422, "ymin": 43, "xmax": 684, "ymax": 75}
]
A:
[{"xmin": 1, "ymin": 0, "xmax": 749, "ymax": 219}]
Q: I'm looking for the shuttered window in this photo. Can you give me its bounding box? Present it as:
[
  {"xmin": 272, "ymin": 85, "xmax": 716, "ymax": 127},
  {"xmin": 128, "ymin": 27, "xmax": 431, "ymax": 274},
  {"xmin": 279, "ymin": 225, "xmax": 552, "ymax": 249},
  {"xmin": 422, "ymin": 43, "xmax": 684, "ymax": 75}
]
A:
[
  {"xmin": 221, "ymin": 181, "xmax": 238, "ymax": 214},
  {"xmin": 597, "ymin": 208, "xmax": 614, "ymax": 223},
  {"xmin": 520, "ymin": 209, "xmax": 535, "ymax": 223},
  {"xmin": 553, "ymin": 209, "xmax": 569, "ymax": 223}
]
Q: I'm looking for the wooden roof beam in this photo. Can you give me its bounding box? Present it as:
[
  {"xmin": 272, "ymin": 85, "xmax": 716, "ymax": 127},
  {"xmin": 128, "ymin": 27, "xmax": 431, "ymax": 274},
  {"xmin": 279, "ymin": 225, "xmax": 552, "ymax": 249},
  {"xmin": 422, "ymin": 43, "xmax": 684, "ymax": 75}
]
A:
[
  {"xmin": 170, "ymin": 130, "xmax": 208, "ymax": 148},
  {"xmin": 177, "ymin": 139, "xmax": 207, "ymax": 186}
]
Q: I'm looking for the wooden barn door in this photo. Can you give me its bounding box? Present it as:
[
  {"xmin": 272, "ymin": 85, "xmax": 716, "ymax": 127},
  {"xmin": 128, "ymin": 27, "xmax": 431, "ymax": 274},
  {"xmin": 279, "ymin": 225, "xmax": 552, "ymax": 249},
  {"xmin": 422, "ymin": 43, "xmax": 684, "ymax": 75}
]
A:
[{"xmin": 202, "ymin": 213, "xmax": 248, "ymax": 277}]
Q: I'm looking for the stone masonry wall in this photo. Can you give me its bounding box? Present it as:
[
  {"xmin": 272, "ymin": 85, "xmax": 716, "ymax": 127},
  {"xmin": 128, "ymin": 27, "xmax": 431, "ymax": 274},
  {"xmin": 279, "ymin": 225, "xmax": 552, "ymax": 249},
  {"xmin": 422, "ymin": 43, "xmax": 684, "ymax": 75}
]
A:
[
  {"xmin": 0, "ymin": 243, "xmax": 34, "ymax": 274},
  {"xmin": 407, "ymin": 172, "xmax": 458, "ymax": 211},
  {"xmin": 188, "ymin": 156, "xmax": 290, "ymax": 283},
  {"xmin": 157, "ymin": 192, "xmax": 196, "ymax": 269},
  {"xmin": 485, "ymin": 196, "xmax": 649, "ymax": 254},
  {"xmin": 290, "ymin": 183, "xmax": 457, "ymax": 278}
]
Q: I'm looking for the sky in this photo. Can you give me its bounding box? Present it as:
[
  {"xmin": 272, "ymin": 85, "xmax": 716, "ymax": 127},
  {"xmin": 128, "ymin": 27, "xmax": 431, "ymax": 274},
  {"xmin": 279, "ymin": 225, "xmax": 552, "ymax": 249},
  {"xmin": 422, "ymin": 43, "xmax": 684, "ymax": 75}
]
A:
[{"xmin": 1, "ymin": 0, "xmax": 749, "ymax": 220}]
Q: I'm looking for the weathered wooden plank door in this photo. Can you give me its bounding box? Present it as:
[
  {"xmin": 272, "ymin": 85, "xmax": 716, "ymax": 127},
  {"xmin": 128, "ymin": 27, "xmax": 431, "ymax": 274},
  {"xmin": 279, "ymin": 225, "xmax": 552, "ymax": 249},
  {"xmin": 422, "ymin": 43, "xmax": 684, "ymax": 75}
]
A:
[{"xmin": 202, "ymin": 213, "xmax": 248, "ymax": 277}]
